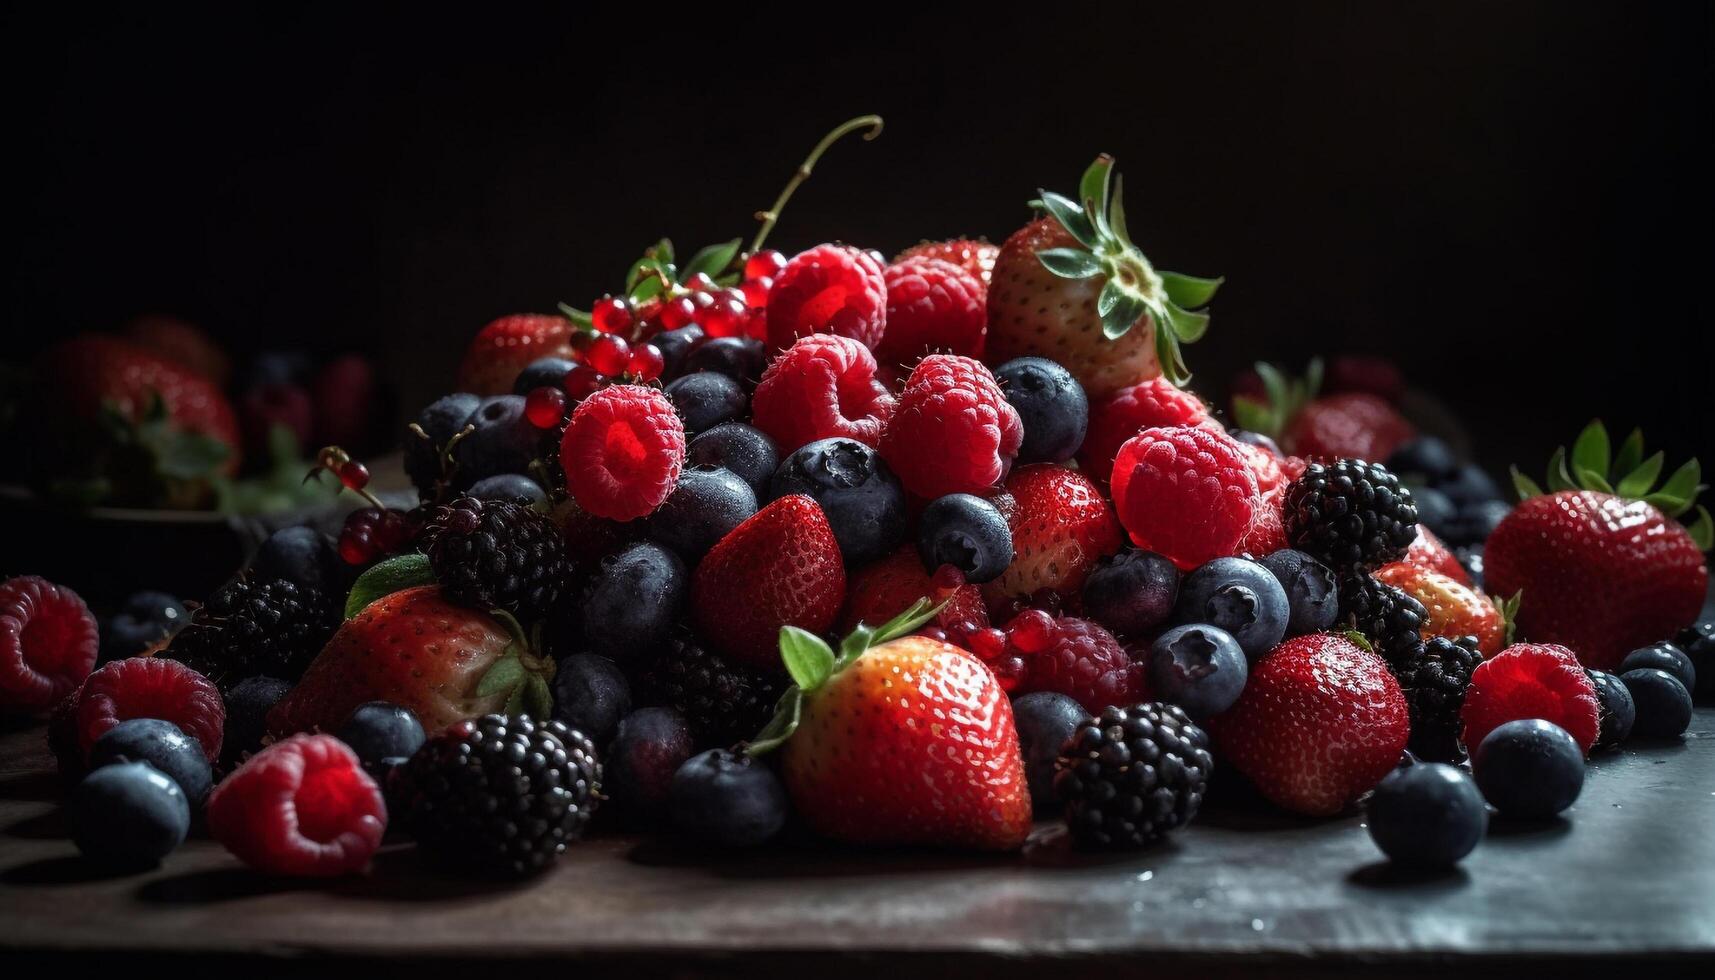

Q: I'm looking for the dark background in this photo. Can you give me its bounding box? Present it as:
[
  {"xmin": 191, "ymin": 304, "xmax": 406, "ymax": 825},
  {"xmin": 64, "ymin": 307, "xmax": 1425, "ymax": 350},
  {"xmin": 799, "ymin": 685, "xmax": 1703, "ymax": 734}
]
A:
[{"xmin": 6, "ymin": 4, "xmax": 1711, "ymax": 477}]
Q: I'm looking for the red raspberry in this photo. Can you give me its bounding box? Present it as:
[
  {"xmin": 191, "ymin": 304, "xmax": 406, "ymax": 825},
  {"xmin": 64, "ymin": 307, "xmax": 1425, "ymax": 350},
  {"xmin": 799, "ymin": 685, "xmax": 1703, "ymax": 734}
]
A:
[
  {"xmin": 875, "ymin": 256, "xmax": 986, "ymax": 362},
  {"xmin": 0, "ymin": 576, "xmax": 98, "ymax": 714},
  {"xmin": 894, "ymin": 239, "xmax": 999, "ymax": 285},
  {"xmin": 1008, "ymin": 613, "xmax": 1148, "ymax": 713},
  {"xmin": 1234, "ymin": 439, "xmax": 1289, "ymax": 494},
  {"xmin": 75, "ymin": 657, "xmax": 225, "ymax": 762},
  {"xmin": 751, "ymin": 335, "xmax": 896, "ymax": 451},
  {"xmin": 841, "ymin": 545, "xmax": 989, "ymax": 635},
  {"xmin": 1110, "ymin": 425, "xmax": 1262, "ymax": 571},
  {"xmin": 208, "ymin": 734, "xmax": 386, "ymax": 877},
  {"xmin": 1238, "ymin": 486, "xmax": 1290, "ymax": 556},
  {"xmin": 879, "ymin": 354, "xmax": 1024, "ymax": 499},
  {"xmin": 456, "ymin": 314, "xmax": 577, "ymax": 396},
  {"xmin": 1076, "ymin": 378, "xmax": 1212, "ymax": 486},
  {"xmin": 766, "ymin": 244, "xmax": 888, "ymax": 351},
  {"xmin": 561, "ymin": 384, "xmax": 686, "ymax": 522},
  {"xmin": 1461, "ymin": 643, "xmax": 1600, "ymax": 755}
]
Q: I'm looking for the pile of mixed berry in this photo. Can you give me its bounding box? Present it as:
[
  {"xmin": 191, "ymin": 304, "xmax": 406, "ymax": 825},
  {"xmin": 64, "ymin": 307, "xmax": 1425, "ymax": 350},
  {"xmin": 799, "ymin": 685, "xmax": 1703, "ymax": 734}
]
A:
[{"xmin": 2, "ymin": 121, "xmax": 1710, "ymax": 878}]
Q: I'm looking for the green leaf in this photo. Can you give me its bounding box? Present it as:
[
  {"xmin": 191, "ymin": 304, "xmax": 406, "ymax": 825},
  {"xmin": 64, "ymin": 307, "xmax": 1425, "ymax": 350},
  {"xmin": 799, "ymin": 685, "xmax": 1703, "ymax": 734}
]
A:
[
  {"xmin": 1574, "ymin": 466, "xmax": 1613, "ymax": 494},
  {"xmin": 1097, "ymin": 278, "xmax": 1123, "ymax": 318},
  {"xmin": 1616, "ymin": 451, "xmax": 1665, "ymax": 498},
  {"xmin": 871, "ymin": 596, "xmax": 945, "ymax": 645},
  {"xmin": 1303, "ymin": 357, "xmax": 1325, "ymax": 399},
  {"xmin": 153, "ymin": 431, "xmax": 231, "ymax": 481},
  {"xmin": 1078, "ymin": 155, "xmax": 1114, "ymax": 238},
  {"xmin": 344, "ymin": 553, "xmax": 436, "ymax": 619},
  {"xmin": 683, "ymin": 238, "xmax": 742, "ymax": 281},
  {"xmin": 1156, "ymin": 330, "xmax": 1192, "ymax": 387},
  {"xmin": 1653, "ymin": 458, "xmax": 1702, "ymax": 514},
  {"xmin": 1036, "ymin": 247, "xmax": 1105, "ymax": 279},
  {"xmin": 1511, "ymin": 465, "xmax": 1544, "ymax": 500},
  {"xmin": 1342, "ymin": 630, "xmax": 1375, "ymax": 654},
  {"xmin": 1162, "ymin": 301, "xmax": 1209, "ymax": 344},
  {"xmin": 1687, "ymin": 505, "xmax": 1713, "ymax": 551},
  {"xmin": 1159, "ymin": 272, "xmax": 1223, "ymax": 309},
  {"xmin": 1232, "ymin": 397, "xmax": 1273, "ymax": 435},
  {"xmin": 779, "ymin": 627, "xmax": 836, "ymax": 691},
  {"xmin": 1612, "ymin": 428, "xmax": 1645, "ymax": 481},
  {"xmin": 1493, "ymin": 590, "xmax": 1523, "ymax": 646},
  {"xmin": 556, "ymin": 302, "xmax": 594, "ymax": 329},
  {"xmin": 1036, "ymin": 191, "xmax": 1098, "ymax": 248},
  {"xmin": 1108, "ymin": 173, "xmax": 1133, "ymax": 247},
  {"xmin": 522, "ymin": 675, "xmax": 553, "ymax": 720},
  {"xmin": 1545, "ymin": 447, "xmax": 1577, "ymax": 493},
  {"xmin": 1571, "ymin": 420, "xmax": 1611, "ymax": 484},
  {"xmin": 477, "ymin": 654, "xmax": 525, "ymax": 698},
  {"xmin": 1101, "ymin": 291, "xmax": 1146, "ymax": 340},
  {"xmin": 745, "ymin": 687, "xmax": 804, "ymax": 756},
  {"xmin": 503, "ymin": 683, "xmax": 528, "ymax": 719}
]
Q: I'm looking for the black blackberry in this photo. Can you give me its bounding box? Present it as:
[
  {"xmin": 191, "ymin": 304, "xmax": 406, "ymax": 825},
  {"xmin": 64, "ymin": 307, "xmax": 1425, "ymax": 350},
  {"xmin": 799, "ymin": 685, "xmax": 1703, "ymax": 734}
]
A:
[
  {"xmin": 420, "ymin": 495, "xmax": 571, "ymax": 621},
  {"xmin": 397, "ymin": 714, "xmax": 601, "ymax": 877},
  {"xmin": 1053, "ymin": 702, "xmax": 1213, "ymax": 849},
  {"xmin": 1401, "ymin": 635, "xmax": 1481, "ymax": 763},
  {"xmin": 1338, "ymin": 574, "xmax": 1426, "ymax": 673},
  {"xmin": 164, "ymin": 577, "xmax": 340, "ymax": 689},
  {"xmin": 638, "ymin": 633, "xmax": 783, "ymax": 748},
  {"xmin": 1284, "ymin": 459, "xmax": 1418, "ymax": 572}
]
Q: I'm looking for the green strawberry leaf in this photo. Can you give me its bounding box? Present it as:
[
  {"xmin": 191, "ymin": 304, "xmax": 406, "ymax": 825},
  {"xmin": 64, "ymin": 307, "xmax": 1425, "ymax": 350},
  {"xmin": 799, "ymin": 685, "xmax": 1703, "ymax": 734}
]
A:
[
  {"xmin": 1687, "ymin": 505, "xmax": 1713, "ymax": 551},
  {"xmin": 1612, "ymin": 428, "xmax": 1645, "ymax": 482},
  {"xmin": 683, "ymin": 238, "xmax": 742, "ymax": 281},
  {"xmin": 556, "ymin": 302, "xmax": 594, "ymax": 329},
  {"xmin": 503, "ymin": 683, "xmax": 528, "ymax": 719},
  {"xmin": 1108, "ymin": 173, "xmax": 1134, "ymax": 247},
  {"xmin": 1037, "ymin": 191, "xmax": 1098, "ymax": 248},
  {"xmin": 1545, "ymin": 447, "xmax": 1578, "ymax": 493},
  {"xmin": 1571, "ymin": 420, "xmax": 1611, "ymax": 484},
  {"xmin": 1511, "ymin": 465, "xmax": 1544, "ymax": 501},
  {"xmin": 1078, "ymin": 155, "xmax": 1114, "ymax": 239},
  {"xmin": 1101, "ymin": 291, "xmax": 1145, "ymax": 340},
  {"xmin": 344, "ymin": 553, "xmax": 436, "ymax": 619},
  {"xmin": 1097, "ymin": 278, "xmax": 1123, "ymax": 318},
  {"xmin": 1492, "ymin": 590, "xmax": 1523, "ymax": 646},
  {"xmin": 1162, "ymin": 300, "xmax": 1209, "ymax": 344},
  {"xmin": 1653, "ymin": 458, "xmax": 1702, "ymax": 515},
  {"xmin": 477, "ymin": 653, "xmax": 526, "ymax": 698},
  {"xmin": 780, "ymin": 626, "xmax": 836, "ymax": 691},
  {"xmin": 1232, "ymin": 396, "xmax": 1274, "ymax": 436},
  {"xmin": 1574, "ymin": 466, "xmax": 1613, "ymax": 494},
  {"xmin": 1160, "ymin": 272, "xmax": 1223, "ymax": 309},
  {"xmin": 522, "ymin": 674, "xmax": 553, "ymax": 720},
  {"xmin": 744, "ymin": 687, "xmax": 803, "ymax": 756},
  {"xmin": 1157, "ymin": 331, "xmax": 1192, "ymax": 388},
  {"xmin": 1036, "ymin": 247, "xmax": 1104, "ymax": 280},
  {"xmin": 1616, "ymin": 451, "xmax": 1665, "ymax": 499}
]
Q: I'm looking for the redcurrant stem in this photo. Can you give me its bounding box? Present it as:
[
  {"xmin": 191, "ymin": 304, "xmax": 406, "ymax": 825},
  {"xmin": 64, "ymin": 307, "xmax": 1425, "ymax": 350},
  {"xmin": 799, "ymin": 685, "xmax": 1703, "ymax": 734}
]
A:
[{"xmin": 749, "ymin": 114, "xmax": 883, "ymax": 255}]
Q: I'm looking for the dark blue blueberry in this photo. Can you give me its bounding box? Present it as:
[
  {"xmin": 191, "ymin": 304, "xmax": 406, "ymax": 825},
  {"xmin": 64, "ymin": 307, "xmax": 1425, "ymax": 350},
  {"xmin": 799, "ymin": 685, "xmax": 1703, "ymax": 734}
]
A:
[
  {"xmin": 1172, "ymin": 557, "xmax": 1289, "ymax": 661},
  {"xmin": 1473, "ymin": 719, "xmax": 1584, "ymax": 819},
  {"xmin": 1081, "ymin": 550, "xmax": 1180, "ymax": 638},
  {"xmin": 1407, "ymin": 484, "xmax": 1456, "ymax": 535},
  {"xmin": 647, "ymin": 466, "xmax": 758, "ymax": 561},
  {"xmin": 1456, "ymin": 544, "xmax": 1485, "ymax": 591},
  {"xmin": 1148, "ymin": 624, "xmax": 1249, "ymax": 720},
  {"xmin": 451, "ymin": 395, "xmax": 537, "ymax": 488},
  {"xmin": 1676, "ymin": 621, "xmax": 1715, "ymax": 701},
  {"xmin": 1365, "ymin": 761, "xmax": 1487, "ymax": 867},
  {"xmin": 100, "ymin": 590, "xmax": 188, "ymax": 663},
  {"xmin": 336, "ymin": 702, "xmax": 426, "ymax": 771},
  {"xmin": 403, "ymin": 392, "xmax": 483, "ymax": 494},
  {"xmin": 580, "ymin": 542, "xmax": 687, "ymax": 664},
  {"xmin": 512, "ymin": 356, "xmax": 578, "ymax": 395},
  {"xmin": 679, "ymin": 336, "xmax": 767, "ymax": 389},
  {"xmin": 1437, "ymin": 499, "xmax": 1511, "ymax": 548},
  {"xmin": 1257, "ymin": 549, "xmax": 1339, "ymax": 636},
  {"xmin": 221, "ymin": 675, "xmax": 292, "ymax": 769},
  {"xmin": 994, "ymin": 357, "xmax": 1088, "ymax": 465},
  {"xmin": 686, "ymin": 422, "xmax": 780, "ymax": 499},
  {"xmin": 916, "ymin": 493, "xmax": 1013, "ymax": 583},
  {"xmin": 1620, "ymin": 668, "xmax": 1693, "ymax": 738},
  {"xmin": 250, "ymin": 526, "xmax": 343, "ymax": 594},
  {"xmin": 1229, "ymin": 430, "xmax": 1281, "ymax": 455},
  {"xmin": 1386, "ymin": 436, "xmax": 1459, "ymax": 483},
  {"xmin": 1436, "ymin": 464, "xmax": 1504, "ymax": 507},
  {"xmin": 665, "ymin": 371, "xmax": 748, "ymax": 436},
  {"xmin": 551, "ymin": 654, "xmax": 632, "ymax": 745},
  {"xmin": 605, "ymin": 707, "xmax": 695, "ymax": 819},
  {"xmin": 671, "ymin": 748, "xmax": 790, "ymax": 847},
  {"xmin": 768, "ymin": 437, "xmax": 906, "ymax": 567},
  {"xmin": 468, "ymin": 473, "xmax": 548, "ymax": 506},
  {"xmin": 1619, "ymin": 642, "xmax": 1696, "ymax": 693},
  {"xmin": 652, "ymin": 325, "xmax": 706, "ymax": 378},
  {"xmin": 1011, "ymin": 692, "xmax": 1087, "ymax": 815},
  {"xmin": 88, "ymin": 718, "xmax": 213, "ymax": 806},
  {"xmin": 1586, "ymin": 669, "xmax": 1636, "ymax": 750},
  {"xmin": 69, "ymin": 762, "xmax": 190, "ymax": 868}
]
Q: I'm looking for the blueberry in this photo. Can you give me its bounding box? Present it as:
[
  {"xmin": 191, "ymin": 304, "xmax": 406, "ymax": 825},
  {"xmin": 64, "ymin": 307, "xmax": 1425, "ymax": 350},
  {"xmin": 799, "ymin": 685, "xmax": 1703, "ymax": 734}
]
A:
[
  {"xmin": 1586, "ymin": 669, "xmax": 1636, "ymax": 750},
  {"xmin": 916, "ymin": 494, "xmax": 1013, "ymax": 583},
  {"xmin": 221, "ymin": 675, "xmax": 292, "ymax": 768},
  {"xmin": 1081, "ymin": 550, "xmax": 1180, "ymax": 638},
  {"xmin": 1229, "ymin": 430, "xmax": 1281, "ymax": 455},
  {"xmin": 88, "ymin": 718, "xmax": 213, "ymax": 806},
  {"xmin": 250, "ymin": 526, "xmax": 343, "ymax": 594},
  {"xmin": 1436, "ymin": 464, "xmax": 1504, "ymax": 507},
  {"xmin": 1473, "ymin": 719, "xmax": 1584, "ymax": 819},
  {"xmin": 1011, "ymin": 692, "xmax": 1088, "ymax": 815},
  {"xmin": 1365, "ymin": 761, "xmax": 1487, "ymax": 867},
  {"xmin": 670, "ymin": 748, "xmax": 790, "ymax": 847},
  {"xmin": 1148, "ymin": 624, "xmax": 1249, "ymax": 720},
  {"xmin": 1676, "ymin": 621, "xmax": 1715, "ymax": 701},
  {"xmin": 580, "ymin": 542, "xmax": 687, "ymax": 664},
  {"xmin": 100, "ymin": 590, "xmax": 188, "ymax": 663},
  {"xmin": 1386, "ymin": 436, "xmax": 1459, "ymax": 482},
  {"xmin": 652, "ymin": 325, "xmax": 706, "ymax": 378},
  {"xmin": 605, "ymin": 707, "xmax": 695, "ymax": 819},
  {"xmin": 1172, "ymin": 557, "xmax": 1289, "ymax": 661},
  {"xmin": 1256, "ymin": 549, "xmax": 1339, "ymax": 636},
  {"xmin": 679, "ymin": 336, "xmax": 767, "ymax": 389},
  {"xmin": 648, "ymin": 466, "xmax": 758, "ymax": 561},
  {"xmin": 1437, "ymin": 499, "xmax": 1511, "ymax": 548},
  {"xmin": 768, "ymin": 438, "xmax": 906, "ymax": 567},
  {"xmin": 451, "ymin": 395, "xmax": 537, "ymax": 488},
  {"xmin": 1619, "ymin": 642, "xmax": 1696, "ymax": 693},
  {"xmin": 1456, "ymin": 544, "xmax": 1485, "ymax": 591},
  {"xmin": 336, "ymin": 702, "xmax": 426, "ymax": 771},
  {"xmin": 665, "ymin": 371, "xmax": 749, "ymax": 436},
  {"xmin": 551, "ymin": 654, "xmax": 632, "ymax": 744},
  {"xmin": 1620, "ymin": 668, "xmax": 1693, "ymax": 738},
  {"xmin": 403, "ymin": 392, "xmax": 482, "ymax": 493},
  {"xmin": 468, "ymin": 473, "xmax": 548, "ymax": 506},
  {"xmin": 994, "ymin": 357, "xmax": 1088, "ymax": 465},
  {"xmin": 69, "ymin": 762, "xmax": 190, "ymax": 868},
  {"xmin": 512, "ymin": 356, "xmax": 578, "ymax": 395},
  {"xmin": 1407, "ymin": 484, "xmax": 1457, "ymax": 535},
  {"xmin": 686, "ymin": 422, "xmax": 780, "ymax": 499}
]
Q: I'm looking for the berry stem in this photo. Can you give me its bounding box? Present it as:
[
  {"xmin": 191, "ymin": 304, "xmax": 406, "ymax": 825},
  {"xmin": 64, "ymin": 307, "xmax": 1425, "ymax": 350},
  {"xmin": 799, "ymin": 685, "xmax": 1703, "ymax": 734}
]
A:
[{"xmin": 749, "ymin": 115, "xmax": 883, "ymax": 254}]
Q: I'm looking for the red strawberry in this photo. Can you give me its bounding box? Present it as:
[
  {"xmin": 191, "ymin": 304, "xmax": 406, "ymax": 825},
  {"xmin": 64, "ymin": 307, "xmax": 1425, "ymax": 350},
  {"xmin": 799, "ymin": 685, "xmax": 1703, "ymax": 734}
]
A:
[
  {"xmin": 123, "ymin": 315, "xmax": 231, "ymax": 386},
  {"xmin": 894, "ymin": 239, "xmax": 999, "ymax": 285},
  {"xmin": 1375, "ymin": 562, "xmax": 1511, "ymax": 656},
  {"xmin": 981, "ymin": 464, "xmax": 1123, "ymax": 604},
  {"xmin": 1205, "ymin": 633, "xmax": 1409, "ymax": 816},
  {"xmin": 692, "ymin": 495, "xmax": 846, "ymax": 670},
  {"xmin": 1461, "ymin": 642, "xmax": 1600, "ymax": 754},
  {"xmin": 267, "ymin": 586, "xmax": 552, "ymax": 736},
  {"xmin": 1486, "ymin": 423, "xmax": 1710, "ymax": 670},
  {"xmin": 1231, "ymin": 361, "xmax": 1414, "ymax": 463},
  {"xmin": 457, "ymin": 314, "xmax": 578, "ymax": 396},
  {"xmin": 842, "ymin": 546, "xmax": 988, "ymax": 635},
  {"xmin": 1402, "ymin": 526, "xmax": 1470, "ymax": 585}
]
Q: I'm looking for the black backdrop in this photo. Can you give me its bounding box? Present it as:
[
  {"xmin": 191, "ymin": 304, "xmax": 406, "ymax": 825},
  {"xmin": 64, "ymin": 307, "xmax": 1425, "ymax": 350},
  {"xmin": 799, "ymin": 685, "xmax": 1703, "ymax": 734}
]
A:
[{"xmin": 7, "ymin": 4, "xmax": 1711, "ymax": 476}]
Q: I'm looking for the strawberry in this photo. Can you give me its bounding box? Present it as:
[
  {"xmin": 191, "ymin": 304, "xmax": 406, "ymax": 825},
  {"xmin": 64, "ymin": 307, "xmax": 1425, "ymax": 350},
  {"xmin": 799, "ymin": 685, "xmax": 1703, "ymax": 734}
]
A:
[
  {"xmin": 841, "ymin": 546, "xmax": 988, "ymax": 635},
  {"xmin": 750, "ymin": 601, "xmax": 1032, "ymax": 850},
  {"xmin": 267, "ymin": 585, "xmax": 553, "ymax": 736},
  {"xmin": 985, "ymin": 156, "xmax": 1219, "ymax": 396},
  {"xmin": 1375, "ymin": 562, "xmax": 1514, "ymax": 657},
  {"xmin": 691, "ymin": 495, "xmax": 846, "ymax": 670},
  {"xmin": 457, "ymin": 314, "xmax": 578, "ymax": 396},
  {"xmin": 894, "ymin": 239, "xmax": 999, "ymax": 285},
  {"xmin": 1487, "ymin": 422, "xmax": 1711, "ymax": 670},
  {"xmin": 123, "ymin": 315, "xmax": 231, "ymax": 386},
  {"xmin": 980, "ymin": 464, "xmax": 1123, "ymax": 605},
  {"xmin": 1231, "ymin": 360, "xmax": 1414, "ymax": 462},
  {"xmin": 1401, "ymin": 526, "xmax": 1470, "ymax": 585},
  {"xmin": 1204, "ymin": 632, "xmax": 1409, "ymax": 816}
]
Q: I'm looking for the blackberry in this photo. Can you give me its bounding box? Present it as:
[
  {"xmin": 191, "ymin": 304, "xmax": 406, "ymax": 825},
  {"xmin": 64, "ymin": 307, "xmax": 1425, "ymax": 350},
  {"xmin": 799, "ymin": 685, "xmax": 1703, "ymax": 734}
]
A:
[
  {"xmin": 1053, "ymin": 702, "xmax": 1213, "ymax": 849},
  {"xmin": 164, "ymin": 577, "xmax": 340, "ymax": 689},
  {"xmin": 1338, "ymin": 574, "xmax": 1425, "ymax": 673},
  {"xmin": 1401, "ymin": 635, "xmax": 1481, "ymax": 763},
  {"xmin": 639, "ymin": 633, "xmax": 782, "ymax": 747},
  {"xmin": 1284, "ymin": 459, "xmax": 1418, "ymax": 572},
  {"xmin": 420, "ymin": 495, "xmax": 571, "ymax": 621},
  {"xmin": 397, "ymin": 714, "xmax": 601, "ymax": 877}
]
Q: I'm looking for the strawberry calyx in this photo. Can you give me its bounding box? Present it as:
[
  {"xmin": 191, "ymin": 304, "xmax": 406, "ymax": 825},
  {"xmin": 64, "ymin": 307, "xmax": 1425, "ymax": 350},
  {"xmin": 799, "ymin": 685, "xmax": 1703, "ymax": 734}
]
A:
[
  {"xmin": 1029, "ymin": 155, "xmax": 1221, "ymax": 386},
  {"xmin": 1511, "ymin": 420, "xmax": 1712, "ymax": 550},
  {"xmin": 1491, "ymin": 589, "xmax": 1522, "ymax": 646},
  {"xmin": 473, "ymin": 608, "xmax": 557, "ymax": 720},
  {"xmin": 1231, "ymin": 359, "xmax": 1324, "ymax": 439}
]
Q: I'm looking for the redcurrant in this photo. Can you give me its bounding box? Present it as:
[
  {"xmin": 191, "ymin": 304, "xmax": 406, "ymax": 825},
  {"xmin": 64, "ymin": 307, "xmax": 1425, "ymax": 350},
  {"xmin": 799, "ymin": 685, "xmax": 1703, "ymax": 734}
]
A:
[
  {"xmin": 524, "ymin": 386, "xmax": 567, "ymax": 428},
  {"xmin": 627, "ymin": 343, "xmax": 665, "ymax": 382},
  {"xmin": 659, "ymin": 295, "xmax": 696, "ymax": 330},
  {"xmin": 743, "ymin": 249, "xmax": 786, "ymax": 281},
  {"xmin": 684, "ymin": 273, "xmax": 718, "ymax": 293},
  {"xmin": 564, "ymin": 365, "xmax": 606, "ymax": 400},
  {"xmin": 591, "ymin": 295, "xmax": 634, "ymax": 335},
  {"xmin": 586, "ymin": 334, "xmax": 632, "ymax": 376},
  {"xmin": 1007, "ymin": 609, "xmax": 1056, "ymax": 655},
  {"xmin": 740, "ymin": 275, "xmax": 773, "ymax": 308},
  {"xmin": 696, "ymin": 295, "xmax": 746, "ymax": 338},
  {"xmin": 336, "ymin": 459, "xmax": 369, "ymax": 491}
]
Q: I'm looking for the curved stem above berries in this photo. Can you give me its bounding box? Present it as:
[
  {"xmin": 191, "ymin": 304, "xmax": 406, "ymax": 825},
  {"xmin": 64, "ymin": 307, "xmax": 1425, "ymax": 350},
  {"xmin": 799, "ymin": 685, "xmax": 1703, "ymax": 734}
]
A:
[{"xmin": 749, "ymin": 115, "xmax": 884, "ymax": 254}]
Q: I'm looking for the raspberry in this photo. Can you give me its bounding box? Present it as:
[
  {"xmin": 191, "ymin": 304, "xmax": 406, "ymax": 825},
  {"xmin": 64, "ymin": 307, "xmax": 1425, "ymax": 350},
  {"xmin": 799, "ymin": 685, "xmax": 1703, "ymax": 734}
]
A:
[
  {"xmin": 1110, "ymin": 426, "xmax": 1262, "ymax": 571},
  {"xmin": 1234, "ymin": 439, "xmax": 1289, "ymax": 494},
  {"xmin": 1461, "ymin": 643, "xmax": 1600, "ymax": 755},
  {"xmin": 894, "ymin": 239, "xmax": 999, "ymax": 285},
  {"xmin": 561, "ymin": 384, "xmax": 686, "ymax": 522},
  {"xmin": 1009, "ymin": 613, "xmax": 1148, "ymax": 713},
  {"xmin": 879, "ymin": 354, "xmax": 1024, "ymax": 499},
  {"xmin": 207, "ymin": 734, "xmax": 386, "ymax": 877},
  {"xmin": 875, "ymin": 256, "xmax": 986, "ymax": 362},
  {"xmin": 1076, "ymin": 378, "xmax": 1212, "ymax": 486},
  {"xmin": 750, "ymin": 335, "xmax": 896, "ymax": 451},
  {"xmin": 840, "ymin": 545, "xmax": 989, "ymax": 635},
  {"xmin": 765, "ymin": 244, "xmax": 888, "ymax": 351},
  {"xmin": 0, "ymin": 576, "xmax": 98, "ymax": 714},
  {"xmin": 1238, "ymin": 486, "xmax": 1290, "ymax": 556},
  {"xmin": 76, "ymin": 657, "xmax": 225, "ymax": 763}
]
